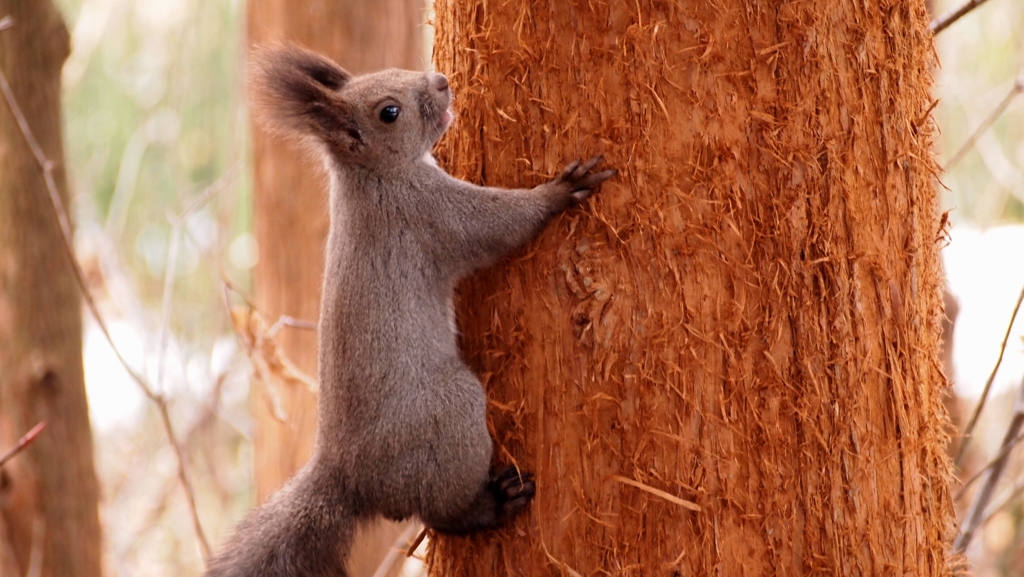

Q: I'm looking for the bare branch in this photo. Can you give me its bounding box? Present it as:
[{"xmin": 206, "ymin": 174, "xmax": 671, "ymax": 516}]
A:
[
  {"xmin": 178, "ymin": 163, "xmax": 240, "ymax": 219},
  {"xmin": 371, "ymin": 522, "xmax": 423, "ymax": 577},
  {"xmin": 955, "ymin": 372, "xmax": 1024, "ymax": 553},
  {"xmin": 944, "ymin": 72, "xmax": 1024, "ymax": 172},
  {"xmin": 976, "ymin": 471, "xmax": 1024, "ymax": 534},
  {"xmin": 155, "ymin": 223, "xmax": 182, "ymax": 394},
  {"xmin": 0, "ymin": 66, "xmax": 211, "ymax": 561},
  {"xmin": 150, "ymin": 167, "xmax": 240, "ymax": 558},
  {"xmin": 406, "ymin": 528, "xmax": 429, "ymax": 557},
  {"xmin": 955, "ymin": 284, "xmax": 1024, "ymax": 469},
  {"xmin": 221, "ymin": 276, "xmax": 317, "ymax": 335},
  {"xmin": 955, "ymin": 430, "xmax": 1024, "ymax": 501},
  {"xmin": 0, "ymin": 422, "xmax": 46, "ymax": 468},
  {"xmin": 222, "ymin": 278, "xmax": 317, "ymax": 342},
  {"xmin": 155, "ymin": 404, "xmax": 210, "ymax": 559},
  {"xmin": 930, "ymin": 0, "xmax": 995, "ymax": 35},
  {"xmin": 0, "ymin": 62, "xmax": 151, "ymax": 397},
  {"xmin": 156, "ymin": 163, "xmax": 240, "ymax": 393},
  {"xmin": 119, "ymin": 367, "xmax": 238, "ymax": 563},
  {"xmin": 266, "ymin": 315, "xmax": 317, "ymax": 339}
]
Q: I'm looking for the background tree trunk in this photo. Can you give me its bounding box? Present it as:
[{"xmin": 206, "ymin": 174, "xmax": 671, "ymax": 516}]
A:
[
  {"xmin": 431, "ymin": 1, "xmax": 955, "ymax": 575},
  {"xmin": 247, "ymin": 2, "xmax": 425, "ymax": 574},
  {"xmin": 0, "ymin": 2, "xmax": 103, "ymax": 577}
]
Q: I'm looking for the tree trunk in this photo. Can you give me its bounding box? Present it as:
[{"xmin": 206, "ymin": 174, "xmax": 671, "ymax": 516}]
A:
[
  {"xmin": 247, "ymin": 2, "xmax": 425, "ymax": 575},
  {"xmin": 0, "ymin": 3, "xmax": 103, "ymax": 577},
  {"xmin": 431, "ymin": 1, "xmax": 955, "ymax": 575}
]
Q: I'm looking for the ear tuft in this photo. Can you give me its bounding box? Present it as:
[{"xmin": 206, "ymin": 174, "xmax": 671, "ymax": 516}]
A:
[{"xmin": 248, "ymin": 43, "xmax": 356, "ymax": 140}]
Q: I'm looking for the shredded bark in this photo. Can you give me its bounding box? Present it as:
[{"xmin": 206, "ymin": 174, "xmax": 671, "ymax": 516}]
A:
[{"xmin": 430, "ymin": 0, "xmax": 956, "ymax": 575}]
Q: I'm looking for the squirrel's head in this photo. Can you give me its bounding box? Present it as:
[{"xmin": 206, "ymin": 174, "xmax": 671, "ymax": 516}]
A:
[{"xmin": 249, "ymin": 44, "xmax": 452, "ymax": 169}]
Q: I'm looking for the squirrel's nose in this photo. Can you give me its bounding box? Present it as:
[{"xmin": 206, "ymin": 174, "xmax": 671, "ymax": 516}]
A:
[{"xmin": 434, "ymin": 74, "xmax": 449, "ymax": 92}]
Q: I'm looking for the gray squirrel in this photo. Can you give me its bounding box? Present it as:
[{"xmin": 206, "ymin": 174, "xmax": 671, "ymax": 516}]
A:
[{"xmin": 205, "ymin": 44, "xmax": 615, "ymax": 577}]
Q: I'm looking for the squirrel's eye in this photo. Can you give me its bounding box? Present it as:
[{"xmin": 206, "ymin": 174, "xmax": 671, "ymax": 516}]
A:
[{"xmin": 379, "ymin": 105, "xmax": 400, "ymax": 124}]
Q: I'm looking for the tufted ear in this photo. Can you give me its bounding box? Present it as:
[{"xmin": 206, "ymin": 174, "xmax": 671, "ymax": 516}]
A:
[{"xmin": 248, "ymin": 44, "xmax": 363, "ymax": 149}]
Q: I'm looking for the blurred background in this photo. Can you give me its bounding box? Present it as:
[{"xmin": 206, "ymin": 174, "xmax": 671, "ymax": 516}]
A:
[
  {"xmin": 55, "ymin": 0, "xmax": 254, "ymax": 574},
  {"xmin": 933, "ymin": 0, "xmax": 1024, "ymax": 573},
  {"xmin": 21, "ymin": 0, "xmax": 1024, "ymax": 574}
]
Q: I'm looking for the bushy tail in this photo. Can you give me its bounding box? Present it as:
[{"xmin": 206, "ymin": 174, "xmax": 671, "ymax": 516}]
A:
[{"xmin": 204, "ymin": 459, "xmax": 355, "ymax": 577}]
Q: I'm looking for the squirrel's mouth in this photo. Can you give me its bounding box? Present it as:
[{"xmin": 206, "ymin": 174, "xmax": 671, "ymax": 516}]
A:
[
  {"xmin": 438, "ymin": 109, "xmax": 453, "ymax": 130},
  {"xmin": 425, "ymin": 108, "xmax": 452, "ymax": 148},
  {"xmin": 430, "ymin": 106, "xmax": 453, "ymax": 142}
]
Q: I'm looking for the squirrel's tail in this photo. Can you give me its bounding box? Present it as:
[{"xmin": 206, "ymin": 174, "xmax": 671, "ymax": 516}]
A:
[{"xmin": 204, "ymin": 458, "xmax": 356, "ymax": 577}]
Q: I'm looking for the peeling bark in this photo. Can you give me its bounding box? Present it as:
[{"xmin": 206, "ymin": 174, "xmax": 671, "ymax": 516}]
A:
[{"xmin": 431, "ymin": 1, "xmax": 956, "ymax": 574}]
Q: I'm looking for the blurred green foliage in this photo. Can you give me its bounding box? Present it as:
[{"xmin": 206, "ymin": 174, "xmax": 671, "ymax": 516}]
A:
[
  {"xmin": 57, "ymin": 0, "xmax": 250, "ymax": 339},
  {"xmin": 52, "ymin": 1, "xmax": 254, "ymax": 575}
]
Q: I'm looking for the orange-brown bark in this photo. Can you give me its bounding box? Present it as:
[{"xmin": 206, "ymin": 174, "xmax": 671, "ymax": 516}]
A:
[{"xmin": 431, "ymin": 1, "xmax": 955, "ymax": 575}]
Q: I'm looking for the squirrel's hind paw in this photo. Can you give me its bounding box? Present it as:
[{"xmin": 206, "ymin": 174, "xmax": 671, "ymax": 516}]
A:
[{"xmin": 490, "ymin": 466, "xmax": 536, "ymax": 522}]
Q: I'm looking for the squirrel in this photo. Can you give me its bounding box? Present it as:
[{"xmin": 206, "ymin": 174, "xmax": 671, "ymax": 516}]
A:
[{"xmin": 204, "ymin": 44, "xmax": 615, "ymax": 577}]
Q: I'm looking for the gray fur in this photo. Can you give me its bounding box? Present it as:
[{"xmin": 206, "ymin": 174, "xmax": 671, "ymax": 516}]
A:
[{"xmin": 205, "ymin": 44, "xmax": 614, "ymax": 577}]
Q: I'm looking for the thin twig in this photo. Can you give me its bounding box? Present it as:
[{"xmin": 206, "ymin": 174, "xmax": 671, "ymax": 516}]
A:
[
  {"xmin": 977, "ymin": 471, "xmax": 1024, "ymax": 533},
  {"xmin": 0, "ymin": 422, "xmax": 46, "ymax": 468},
  {"xmin": 955, "ymin": 372, "xmax": 1024, "ymax": 553},
  {"xmin": 221, "ymin": 276, "xmax": 254, "ymax": 309},
  {"xmin": 221, "ymin": 278, "xmax": 317, "ymax": 337},
  {"xmin": 155, "ymin": 404, "xmax": 210, "ymax": 559},
  {"xmin": 155, "ymin": 163, "xmax": 240, "ymax": 393},
  {"xmin": 0, "ymin": 66, "xmax": 211, "ymax": 560},
  {"xmin": 539, "ymin": 537, "xmax": 584, "ymax": 577},
  {"xmin": 151, "ymin": 203, "xmax": 240, "ymax": 559},
  {"xmin": 179, "ymin": 163, "xmax": 240, "ymax": 217},
  {"xmin": 612, "ymin": 474, "xmax": 701, "ymax": 512},
  {"xmin": 405, "ymin": 527, "xmax": 429, "ymax": 557},
  {"xmin": 120, "ymin": 367, "xmax": 238, "ymax": 563},
  {"xmin": 155, "ymin": 221, "xmax": 182, "ymax": 394},
  {"xmin": 266, "ymin": 315, "xmax": 318, "ymax": 338},
  {"xmin": 944, "ymin": 72, "xmax": 1024, "ymax": 172},
  {"xmin": 371, "ymin": 522, "xmax": 422, "ymax": 577},
  {"xmin": 955, "ymin": 429, "xmax": 1024, "ymax": 501},
  {"xmin": 0, "ymin": 62, "xmax": 150, "ymax": 397},
  {"xmin": 955, "ymin": 284, "xmax": 1024, "ymax": 469},
  {"xmin": 930, "ymin": 0, "xmax": 995, "ymax": 35}
]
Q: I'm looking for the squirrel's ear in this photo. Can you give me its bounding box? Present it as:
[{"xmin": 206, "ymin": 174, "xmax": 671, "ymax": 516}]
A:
[{"xmin": 248, "ymin": 44, "xmax": 362, "ymax": 148}]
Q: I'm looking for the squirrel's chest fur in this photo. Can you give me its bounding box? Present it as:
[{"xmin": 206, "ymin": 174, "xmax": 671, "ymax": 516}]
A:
[{"xmin": 317, "ymin": 166, "xmax": 463, "ymax": 429}]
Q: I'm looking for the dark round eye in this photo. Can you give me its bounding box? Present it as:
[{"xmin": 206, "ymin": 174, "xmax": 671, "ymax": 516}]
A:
[{"xmin": 379, "ymin": 105, "xmax": 400, "ymax": 123}]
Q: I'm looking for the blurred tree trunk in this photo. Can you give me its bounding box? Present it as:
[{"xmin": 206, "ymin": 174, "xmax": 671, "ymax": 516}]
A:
[
  {"xmin": 0, "ymin": 2, "xmax": 103, "ymax": 577},
  {"xmin": 432, "ymin": 1, "xmax": 955, "ymax": 575},
  {"xmin": 247, "ymin": 1, "xmax": 425, "ymax": 575}
]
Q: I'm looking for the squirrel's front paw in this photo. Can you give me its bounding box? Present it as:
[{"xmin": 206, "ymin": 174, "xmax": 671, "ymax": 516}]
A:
[{"xmin": 551, "ymin": 156, "xmax": 616, "ymax": 203}]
